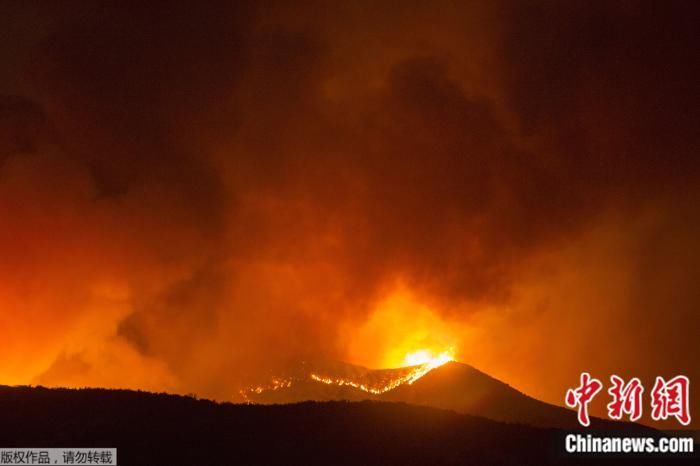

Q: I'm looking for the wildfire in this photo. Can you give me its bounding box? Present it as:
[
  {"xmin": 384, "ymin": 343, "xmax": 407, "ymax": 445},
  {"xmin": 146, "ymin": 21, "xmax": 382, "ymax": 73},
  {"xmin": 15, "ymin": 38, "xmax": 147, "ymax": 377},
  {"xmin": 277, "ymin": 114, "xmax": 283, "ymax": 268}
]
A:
[
  {"xmin": 238, "ymin": 377, "xmax": 293, "ymax": 402},
  {"xmin": 403, "ymin": 349, "xmax": 454, "ymax": 367},
  {"xmin": 344, "ymin": 288, "xmax": 459, "ymax": 370},
  {"xmin": 237, "ymin": 348, "xmax": 455, "ymax": 402},
  {"xmin": 238, "ymin": 288, "xmax": 459, "ymax": 402},
  {"xmin": 310, "ymin": 348, "xmax": 456, "ymax": 396},
  {"xmin": 310, "ymin": 349, "xmax": 453, "ymax": 394}
]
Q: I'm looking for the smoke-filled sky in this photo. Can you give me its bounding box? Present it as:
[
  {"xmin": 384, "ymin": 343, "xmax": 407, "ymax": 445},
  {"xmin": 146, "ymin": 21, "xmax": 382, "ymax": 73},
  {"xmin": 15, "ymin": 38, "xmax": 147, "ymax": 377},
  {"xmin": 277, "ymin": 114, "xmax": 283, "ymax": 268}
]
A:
[{"xmin": 0, "ymin": 1, "xmax": 698, "ymax": 422}]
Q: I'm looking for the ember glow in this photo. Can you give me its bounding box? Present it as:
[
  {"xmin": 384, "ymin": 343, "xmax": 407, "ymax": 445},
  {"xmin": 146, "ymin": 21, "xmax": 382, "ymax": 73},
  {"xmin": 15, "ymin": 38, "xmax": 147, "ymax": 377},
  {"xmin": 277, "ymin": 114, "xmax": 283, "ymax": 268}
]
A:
[
  {"xmin": 312, "ymin": 349, "xmax": 454, "ymax": 394},
  {"xmin": 238, "ymin": 377, "xmax": 294, "ymax": 403},
  {"xmin": 238, "ymin": 347, "xmax": 455, "ymax": 401}
]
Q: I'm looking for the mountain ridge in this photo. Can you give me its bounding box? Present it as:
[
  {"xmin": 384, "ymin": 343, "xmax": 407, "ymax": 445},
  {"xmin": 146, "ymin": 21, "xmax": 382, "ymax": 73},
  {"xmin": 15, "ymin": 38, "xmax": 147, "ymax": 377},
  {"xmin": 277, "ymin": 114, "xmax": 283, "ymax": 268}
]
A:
[
  {"xmin": 241, "ymin": 360, "xmax": 653, "ymax": 431},
  {"xmin": 0, "ymin": 384, "xmax": 674, "ymax": 465}
]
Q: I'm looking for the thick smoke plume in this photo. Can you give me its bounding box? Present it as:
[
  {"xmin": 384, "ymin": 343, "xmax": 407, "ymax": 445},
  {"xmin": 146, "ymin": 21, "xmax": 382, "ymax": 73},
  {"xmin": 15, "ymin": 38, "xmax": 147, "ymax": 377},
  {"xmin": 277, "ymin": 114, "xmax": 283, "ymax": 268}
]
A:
[{"xmin": 0, "ymin": 1, "xmax": 698, "ymax": 417}]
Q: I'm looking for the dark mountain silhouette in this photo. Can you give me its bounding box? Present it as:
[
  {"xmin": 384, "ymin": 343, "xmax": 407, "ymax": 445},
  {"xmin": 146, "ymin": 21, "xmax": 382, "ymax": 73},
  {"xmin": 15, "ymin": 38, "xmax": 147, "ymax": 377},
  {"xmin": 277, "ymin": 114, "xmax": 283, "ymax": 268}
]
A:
[
  {"xmin": 0, "ymin": 385, "xmax": 678, "ymax": 466},
  {"xmin": 243, "ymin": 360, "xmax": 647, "ymax": 430},
  {"xmin": 381, "ymin": 362, "xmax": 625, "ymax": 429}
]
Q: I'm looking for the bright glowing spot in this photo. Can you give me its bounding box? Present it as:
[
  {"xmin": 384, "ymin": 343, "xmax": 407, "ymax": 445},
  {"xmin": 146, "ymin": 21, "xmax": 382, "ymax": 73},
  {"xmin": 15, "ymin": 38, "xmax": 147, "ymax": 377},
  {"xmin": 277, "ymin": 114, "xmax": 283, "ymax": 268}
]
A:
[
  {"xmin": 403, "ymin": 349, "xmax": 454, "ymax": 367},
  {"xmin": 344, "ymin": 286, "xmax": 459, "ymax": 369},
  {"xmin": 304, "ymin": 349, "xmax": 454, "ymax": 395}
]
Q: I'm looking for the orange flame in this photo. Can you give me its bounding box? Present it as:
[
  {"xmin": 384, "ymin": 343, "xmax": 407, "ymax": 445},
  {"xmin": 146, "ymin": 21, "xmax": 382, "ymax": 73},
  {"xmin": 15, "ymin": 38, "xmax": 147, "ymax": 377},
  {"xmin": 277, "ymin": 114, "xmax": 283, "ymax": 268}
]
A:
[
  {"xmin": 344, "ymin": 287, "xmax": 459, "ymax": 370},
  {"xmin": 309, "ymin": 349, "xmax": 454, "ymax": 394}
]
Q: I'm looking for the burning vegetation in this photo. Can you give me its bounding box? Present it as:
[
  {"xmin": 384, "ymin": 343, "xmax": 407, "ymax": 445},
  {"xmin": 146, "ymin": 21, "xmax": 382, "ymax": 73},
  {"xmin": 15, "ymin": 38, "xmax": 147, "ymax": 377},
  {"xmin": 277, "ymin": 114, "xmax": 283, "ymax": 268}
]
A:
[{"xmin": 239, "ymin": 349, "xmax": 454, "ymax": 402}]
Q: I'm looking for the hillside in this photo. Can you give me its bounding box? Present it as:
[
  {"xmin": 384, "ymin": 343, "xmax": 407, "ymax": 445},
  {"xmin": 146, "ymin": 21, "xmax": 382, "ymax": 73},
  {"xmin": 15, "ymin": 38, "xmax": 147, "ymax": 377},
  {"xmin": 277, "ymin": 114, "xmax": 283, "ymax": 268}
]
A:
[
  {"xmin": 242, "ymin": 360, "xmax": 648, "ymax": 430},
  {"xmin": 0, "ymin": 385, "xmax": 675, "ymax": 465},
  {"xmin": 381, "ymin": 362, "xmax": 630, "ymax": 429}
]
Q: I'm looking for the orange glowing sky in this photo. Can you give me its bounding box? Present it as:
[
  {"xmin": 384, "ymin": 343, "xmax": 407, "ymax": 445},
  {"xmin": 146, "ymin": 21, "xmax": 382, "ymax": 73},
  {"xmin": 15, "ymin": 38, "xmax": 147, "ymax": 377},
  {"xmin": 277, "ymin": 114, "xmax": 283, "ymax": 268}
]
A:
[{"xmin": 0, "ymin": 1, "xmax": 698, "ymax": 427}]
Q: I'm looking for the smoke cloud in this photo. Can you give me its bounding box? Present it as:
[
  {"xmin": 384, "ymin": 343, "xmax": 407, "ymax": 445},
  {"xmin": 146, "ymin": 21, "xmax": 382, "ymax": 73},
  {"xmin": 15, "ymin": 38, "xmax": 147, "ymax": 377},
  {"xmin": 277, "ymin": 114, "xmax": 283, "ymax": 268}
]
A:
[{"xmin": 0, "ymin": 1, "xmax": 697, "ymax": 419}]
